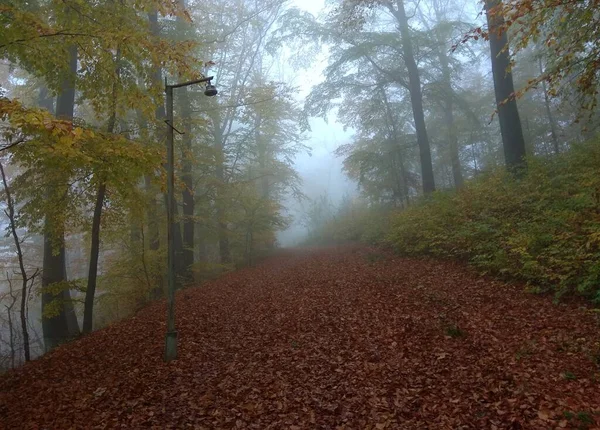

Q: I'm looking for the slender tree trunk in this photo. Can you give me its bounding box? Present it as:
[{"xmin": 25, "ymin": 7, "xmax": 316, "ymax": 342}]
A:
[
  {"xmin": 430, "ymin": 5, "xmax": 463, "ymax": 188},
  {"xmin": 135, "ymin": 110, "xmax": 160, "ymax": 296},
  {"xmin": 179, "ymin": 87, "xmax": 194, "ymax": 282},
  {"xmin": 256, "ymin": 114, "xmax": 270, "ymax": 199},
  {"xmin": 173, "ymin": 0, "xmax": 195, "ymax": 282},
  {"xmin": 83, "ymin": 44, "xmax": 121, "ymax": 333},
  {"xmin": 538, "ymin": 58, "xmax": 560, "ymax": 154},
  {"xmin": 141, "ymin": 136, "xmax": 161, "ymax": 298},
  {"xmin": 438, "ymin": 55, "xmax": 463, "ymax": 188},
  {"xmin": 38, "ymin": 86, "xmax": 54, "ymax": 112},
  {"xmin": 5, "ymin": 284, "xmax": 16, "ymax": 368},
  {"xmin": 82, "ymin": 183, "xmax": 106, "ymax": 333},
  {"xmin": 42, "ymin": 44, "xmax": 80, "ymax": 350},
  {"xmin": 211, "ymin": 109, "xmax": 231, "ymax": 264},
  {"xmin": 181, "ymin": 119, "xmax": 195, "ymax": 281},
  {"xmin": 444, "ymin": 104, "xmax": 463, "ymax": 188},
  {"xmin": 149, "ymin": 10, "xmax": 185, "ymax": 285},
  {"xmin": 0, "ymin": 162, "xmax": 31, "ymax": 361},
  {"xmin": 123, "ymin": 122, "xmax": 142, "ymax": 247},
  {"xmin": 381, "ymin": 89, "xmax": 409, "ymax": 204},
  {"xmin": 216, "ymin": 187, "xmax": 231, "ymax": 264},
  {"xmin": 146, "ymin": 13, "xmax": 161, "ymax": 254},
  {"xmin": 485, "ymin": 0, "xmax": 527, "ymax": 171},
  {"xmin": 145, "ymin": 176, "xmax": 160, "ymax": 250},
  {"xmin": 394, "ymin": 0, "xmax": 435, "ymax": 193}
]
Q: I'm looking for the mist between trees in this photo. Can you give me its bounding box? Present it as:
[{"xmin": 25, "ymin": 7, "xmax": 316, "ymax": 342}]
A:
[{"xmin": 1, "ymin": 0, "xmax": 599, "ymax": 369}]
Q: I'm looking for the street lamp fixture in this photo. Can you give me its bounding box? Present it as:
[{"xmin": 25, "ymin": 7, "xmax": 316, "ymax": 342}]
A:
[
  {"xmin": 164, "ymin": 76, "xmax": 217, "ymax": 362},
  {"xmin": 204, "ymin": 83, "xmax": 218, "ymax": 97}
]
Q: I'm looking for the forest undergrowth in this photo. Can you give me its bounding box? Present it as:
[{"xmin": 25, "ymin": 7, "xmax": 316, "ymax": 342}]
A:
[
  {"xmin": 313, "ymin": 139, "xmax": 600, "ymax": 303},
  {"xmin": 1, "ymin": 246, "xmax": 599, "ymax": 428}
]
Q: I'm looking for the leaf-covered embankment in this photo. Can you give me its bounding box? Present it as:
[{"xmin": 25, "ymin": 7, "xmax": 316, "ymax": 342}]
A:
[{"xmin": 1, "ymin": 247, "xmax": 599, "ymax": 428}]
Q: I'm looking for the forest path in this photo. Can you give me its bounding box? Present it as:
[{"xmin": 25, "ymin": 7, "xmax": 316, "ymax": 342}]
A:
[{"xmin": 1, "ymin": 246, "xmax": 600, "ymax": 429}]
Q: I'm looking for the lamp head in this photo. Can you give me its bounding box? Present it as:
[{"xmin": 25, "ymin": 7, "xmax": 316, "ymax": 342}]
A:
[{"xmin": 204, "ymin": 83, "xmax": 218, "ymax": 97}]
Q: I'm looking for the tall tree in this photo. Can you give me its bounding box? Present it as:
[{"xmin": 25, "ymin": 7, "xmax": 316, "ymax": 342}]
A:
[
  {"xmin": 82, "ymin": 46, "xmax": 120, "ymax": 334},
  {"xmin": 484, "ymin": 0, "xmax": 526, "ymax": 171},
  {"xmin": 0, "ymin": 160, "xmax": 31, "ymax": 361},
  {"xmin": 42, "ymin": 43, "xmax": 80, "ymax": 349},
  {"xmin": 538, "ymin": 58, "xmax": 560, "ymax": 155},
  {"xmin": 176, "ymin": 0, "xmax": 195, "ymax": 282},
  {"xmin": 385, "ymin": 0, "xmax": 435, "ymax": 193}
]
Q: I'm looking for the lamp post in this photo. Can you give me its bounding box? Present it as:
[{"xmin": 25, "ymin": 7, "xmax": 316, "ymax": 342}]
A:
[{"xmin": 164, "ymin": 76, "xmax": 217, "ymax": 362}]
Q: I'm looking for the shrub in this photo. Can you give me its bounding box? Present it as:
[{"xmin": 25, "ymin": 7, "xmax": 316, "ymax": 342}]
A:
[{"xmin": 387, "ymin": 139, "xmax": 600, "ymax": 301}]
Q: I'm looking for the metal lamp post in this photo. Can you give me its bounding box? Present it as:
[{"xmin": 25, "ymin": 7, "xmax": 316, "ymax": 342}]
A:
[{"xmin": 164, "ymin": 76, "xmax": 217, "ymax": 362}]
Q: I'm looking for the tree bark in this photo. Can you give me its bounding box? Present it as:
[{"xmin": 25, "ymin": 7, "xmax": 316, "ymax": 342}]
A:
[
  {"xmin": 147, "ymin": 12, "xmax": 161, "ymax": 254},
  {"xmin": 444, "ymin": 100, "xmax": 463, "ymax": 188},
  {"xmin": 149, "ymin": 10, "xmax": 185, "ymax": 285},
  {"xmin": 256, "ymin": 114, "xmax": 270, "ymax": 199},
  {"xmin": 485, "ymin": 0, "xmax": 527, "ymax": 171},
  {"xmin": 381, "ymin": 89, "xmax": 410, "ymax": 205},
  {"xmin": 179, "ymin": 87, "xmax": 194, "ymax": 282},
  {"xmin": 211, "ymin": 109, "xmax": 231, "ymax": 264},
  {"xmin": 82, "ymin": 43, "xmax": 121, "ymax": 334},
  {"xmin": 5, "ymin": 283, "xmax": 16, "ymax": 368},
  {"xmin": 393, "ymin": 0, "xmax": 435, "ymax": 194},
  {"xmin": 0, "ymin": 162, "xmax": 31, "ymax": 361},
  {"xmin": 42, "ymin": 44, "xmax": 80, "ymax": 350},
  {"xmin": 438, "ymin": 49, "xmax": 463, "ymax": 188},
  {"xmin": 538, "ymin": 58, "xmax": 560, "ymax": 154},
  {"xmin": 82, "ymin": 183, "xmax": 106, "ymax": 333}
]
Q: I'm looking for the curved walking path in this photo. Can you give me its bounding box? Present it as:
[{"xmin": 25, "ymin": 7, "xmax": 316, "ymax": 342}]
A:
[{"xmin": 1, "ymin": 246, "xmax": 599, "ymax": 429}]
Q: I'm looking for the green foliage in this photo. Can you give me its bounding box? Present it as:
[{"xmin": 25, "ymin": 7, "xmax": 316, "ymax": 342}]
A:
[
  {"xmin": 94, "ymin": 245, "xmax": 165, "ymax": 327},
  {"xmin": 563, "ymin": 410, "xmax": 595, "ymax": 429},
  {"xmin": 387, "ymin": 139, "xmax": 600, "ymax": 301},
  {"xmin": 40, "ymin": 280, "xmax": 84, "ymax": 318}
]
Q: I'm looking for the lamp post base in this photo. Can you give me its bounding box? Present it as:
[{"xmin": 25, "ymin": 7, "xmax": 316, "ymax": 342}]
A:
[{"xmin": 164, "ymin": 330, "xmax": 178, "ymax": 362}]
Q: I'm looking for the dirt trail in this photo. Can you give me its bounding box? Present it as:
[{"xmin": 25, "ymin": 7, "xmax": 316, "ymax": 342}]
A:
[{"xmin": 1, "ymin": 246, "xmax": 599, "ymax": 429}]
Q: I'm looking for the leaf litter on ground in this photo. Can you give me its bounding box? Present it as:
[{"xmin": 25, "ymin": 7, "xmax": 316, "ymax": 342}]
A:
[{"xmin": 1, "ymin": 246, "xmax": 600, "ymax": 429}]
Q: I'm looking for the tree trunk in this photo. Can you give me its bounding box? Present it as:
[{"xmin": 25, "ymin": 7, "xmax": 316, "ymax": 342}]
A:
[
  {"xmin": 145, "ymin": 176, "xmax": 160, "ymax": 251},
  {"xmin": 539, "ymin": 58, "xmax": 560, "ymax": 154},
  {"xmin": 5, "ymin": 286, "xmax": 16, "ymax": 368},
  {"xmin": 211, "ymin": 109, "xmax": 231, "ymax": 264},
  {"xmin": 38, "ymin": 86, "xmax": 54, "ymax": 112},
  {"xmin": 0, "ymin": 162, "xmax": 31, "ymax": 361},
  {"xmin": 179, "ymin": 87, "xmax": 194, "ymax": 282},
  {"xmin": 82, "ymin": 183, "xmax": 106, "ymax": 333},
  {"xmin": 438, "ymin": 54, "xmax": 463, "ymax": 188},
  {"xmin": 147, "ymin": 13, "xmax": 161, "ymax": 254},
  {"xmin": 42, "ymin": 44, "xmax": 80, "ymax": 350},
  {"xmin": 256, "ymin": 114, "xmax": 270, "ymax": 199},
  {"xmin": 430, "ymin": 1, "xmax": 463, "ymax": 188},
  {"xmin": 149, "ymin": 10, "xmax": 185, "ymax": 284},
  {"xmin": 444, "ymin": 101, "xmax": 463, "ymax": 188},
  {"xmin": 485, "ymin": 0, "xmax": 527, "ymax": 172},
  {"xmin": 82, "ymin": 44, "xmax": 121, "ymax": 334},
  {"xmin": 138, "ymin": 111, "xmax": 160, "ymax": 298},
  {"xmin": 381, "ymin": 89, "xmax": 410, "ymax": 205},
  {"xmin": 394, "ymin": 0, "xmax": 435, "ymax": 194}
]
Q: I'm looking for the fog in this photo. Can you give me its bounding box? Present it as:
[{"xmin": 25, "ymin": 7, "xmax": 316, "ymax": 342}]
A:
[
  {"xmin": 277, "ymin": 116, "xmax": 357, "ymax": 246},
  {"xmin": 1, "ymin": 0, "xmax": 598, "ymax": 370}
]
